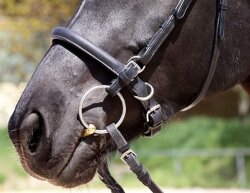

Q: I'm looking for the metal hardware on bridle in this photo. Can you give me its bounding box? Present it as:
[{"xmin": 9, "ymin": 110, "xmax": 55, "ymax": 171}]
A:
[
  {"xmin": 146, "ymin": 104, "xmax": 161, "ymax": 122},
  {"xmin": 51, "ymin": 0, "xmax": 227, "ymax": 192},
  {"xmin": 134, "ymin": 83, "xmax": 154, "ymax": 101},
  {"xmin": 79, "ymin": 85, "xmax": 126, "ymax": 135},
  {"xmin": 126, "ymin": 55, "xmax": 146, "ymax": 74}
]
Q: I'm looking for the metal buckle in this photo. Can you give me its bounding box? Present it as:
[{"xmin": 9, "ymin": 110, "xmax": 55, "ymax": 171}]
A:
[
  {"xmin": 146, "ymin": 104, "xmax": 161, "ymax": 122},
  {"xmin": 126, "ymin": 55, "xmax": 145, "ymax": 74},
  {"xmin": 125, "ymin": 60, "xmax": 145, "ymax": 74},
  {"xmin": 120, "ymin": 149, "xmax": 137, "ymax": 163},
  {"xmin": 133, "ymin": 83, "xmax": 154, "ymax": 101}
]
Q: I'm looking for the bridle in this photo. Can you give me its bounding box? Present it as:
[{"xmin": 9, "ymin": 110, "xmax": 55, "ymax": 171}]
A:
[{"xmin": 51, "ymin": 0, "xmax": 227, "ymax": 192}]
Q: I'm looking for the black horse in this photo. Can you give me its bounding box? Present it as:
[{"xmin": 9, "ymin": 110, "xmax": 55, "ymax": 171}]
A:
[{"xmin": 8, "ymin": 0, "xmax": 250, "ymax": 192}]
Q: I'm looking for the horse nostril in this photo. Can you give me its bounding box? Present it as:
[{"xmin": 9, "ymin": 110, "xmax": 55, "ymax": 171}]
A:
[
  {"xmin": 20, "ymin": 113, "xmax": 44, "ymax": 154},
  {"xmin": 27, "ymin": 123, "xmax": 43, "ymax": 153}
]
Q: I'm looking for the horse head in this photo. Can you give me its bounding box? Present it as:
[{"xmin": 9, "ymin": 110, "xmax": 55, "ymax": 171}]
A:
[{"xmin": 8, "ymin": 0, "xmax": 250, "ymax": 190}]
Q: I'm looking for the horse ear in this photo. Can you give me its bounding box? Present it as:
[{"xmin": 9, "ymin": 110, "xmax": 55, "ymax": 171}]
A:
[{"xmin": 241, "ymin": 77, "xmax": 250, "ymax": 95}]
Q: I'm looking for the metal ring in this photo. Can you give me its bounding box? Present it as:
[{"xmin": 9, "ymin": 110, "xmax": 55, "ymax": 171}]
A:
[
  {"xmin": 79, "ymin": 85, "xmax": 126, "ymax": 135},
  {"xmin": 127, "ymin": 55, "xmax": 141, "ymax": 63},
  {"xmin": 133, "ymin": 83, "xmax": 154, "ymax": 101},
  {"xmin": 127, "ymin": 55, "xmax": 145, "ymax": 74}
]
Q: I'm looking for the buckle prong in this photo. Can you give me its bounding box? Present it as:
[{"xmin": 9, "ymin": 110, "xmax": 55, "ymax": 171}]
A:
[
  {"xmin": 133, "ymin": 83, "xmax": 154, "ymax": 101},
  {"xmin": 126, "ymin": 55, "xmax": 145, "ymax": 74},
  {"xmin": 146, "ymin": 104, "xmax": 161, "ymax": 122}
]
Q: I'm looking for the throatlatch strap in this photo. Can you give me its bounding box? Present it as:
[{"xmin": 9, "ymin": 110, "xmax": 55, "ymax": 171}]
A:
[
  {"xmin": 106, "ymin": 124, "xmax": 164, "ymax": 193},
  {"xmin": 181, "ymin": 0, "xmax": 227, "ymax": 111}
]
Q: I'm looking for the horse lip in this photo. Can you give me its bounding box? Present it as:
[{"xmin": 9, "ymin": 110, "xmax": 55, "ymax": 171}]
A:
[
  {"xmin": 51, "ymin": 138, "xmax": 98, "ymax": 187},
  {"xmin": 55, "ymin": 138, "xmax": 82, "ymax": 178}
]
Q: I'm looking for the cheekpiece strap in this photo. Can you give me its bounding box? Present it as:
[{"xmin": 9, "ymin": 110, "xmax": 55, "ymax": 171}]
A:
[
  {"xmin": 174, "ymin": 0, "xmax": 194, "ymax": 19},
  {"xmin": 218, "ymin": 0, "xmax": 228, "ymax": 39}
]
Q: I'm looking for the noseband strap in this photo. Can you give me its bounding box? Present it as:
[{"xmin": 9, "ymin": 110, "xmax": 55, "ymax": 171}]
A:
[
  {"xmin": 51, "ymin": 0, "xmax": 227, "ymax": 192},
  {"xmin": 52, "ymin": 27, "xmax": 164, "ymax": 136}
]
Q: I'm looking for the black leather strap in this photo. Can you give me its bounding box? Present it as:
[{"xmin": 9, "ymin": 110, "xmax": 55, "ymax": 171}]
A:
[
  {"xmin": 51, "ymin": 0, "xmax": 227, "ymax": 191},
  {"xmin": 181, "ymin": 0, "xmax": 227, "ymax": 111},
  {"xmin": 51, "ymin": 0, "xmax": 199, "ymax": 137},
  {"xmin": 106, "ymin": 124, "xmax": 164, "ymax": 193},
  {"xmin": 52, "ymin": 28, "xmax": 164, "ymax": 135},
  {"xmin": 174, "ymin": 0, "xmax": 194, "ymax": 19},
  {"xmin": 106, "ymin": 63, "xmax": 140, "ymax": 97},
  {"xmin": 52, "ymin": 27, "xmax": 125, "ymax": 76},
  {"xmin": 127, "ymin": 78, "xmax": 164, "ymax": 136},
  {"xmin": 218, "ymin": 0, "xmax": 227, "ymax": 39},
  {"xmin": 106, "ymin": 0, "xmax": 196, "ymax": 96},
  {"xmin": 137, "ymin": 0, "xmax": 194, "ymax": 65},
  {"xmin": 137, "ymin": 13, "xmax": 176, "ymax": 66}
]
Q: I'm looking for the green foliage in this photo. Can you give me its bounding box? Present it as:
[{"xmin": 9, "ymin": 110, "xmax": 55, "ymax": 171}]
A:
[
  {"xmin": 0, "ymin": 172, "xmax": 6, "ymax": 185},
  {"xmin": 0, "ymin": 0, "xmax": 79, "ymax": 83},
  {"xmin": 0, "ymin": 129, "xmax": 27, "ymax": 188},
  {"xmin": 0, "ymin": 0, "xmax": 79, "ymax": 25}
]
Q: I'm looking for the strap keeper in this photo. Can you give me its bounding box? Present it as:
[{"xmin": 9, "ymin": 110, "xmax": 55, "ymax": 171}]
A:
[
  {"xmin": 218, "ymin": 0, "xmax": 228, "ymax": 10},
  {"xmin": 120, "ymin": 149, "xmax": 137, "ymax": 163},
  {"xmin": 118, "ymin": 144, "xmax": 130, "ymax": 154},
  {"xmin": 143, "ymin": 125, "xmax": 162, "ymax": 137},
  {"xmin": 106, "ymin": 61, "xmax": 141, "ymax": 96}
]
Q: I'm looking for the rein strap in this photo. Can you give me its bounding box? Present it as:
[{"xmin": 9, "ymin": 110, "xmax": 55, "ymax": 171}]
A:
[{"xmin": 106, "ymin": 124, "xmax": 164, "ymax": 193}]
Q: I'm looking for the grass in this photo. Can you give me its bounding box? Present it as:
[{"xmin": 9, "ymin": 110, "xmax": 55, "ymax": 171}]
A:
[
  {"xmin": 1, "ymin": 115, "xmax": 250, "ymax": 189},
  {"xmin": 0, "ymin": 129, "xmax": 27, "ymax": 187}
]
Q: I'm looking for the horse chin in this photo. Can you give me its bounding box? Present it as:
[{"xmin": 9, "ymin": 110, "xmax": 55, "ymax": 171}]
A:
[
  {"xmin": 49, "ymin": 140, "xmax": 99, "ymax": 188},
  {"xmin": 49, "ymin": 140, "xmax": 98, "ymax": 187}
]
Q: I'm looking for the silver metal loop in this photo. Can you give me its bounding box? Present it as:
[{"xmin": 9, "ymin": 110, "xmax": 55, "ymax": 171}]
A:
[
  {"xmin": 146, "ymin": 104, "xmax": 161, "ymax": 122},
  {"xmin": 126, "ymin": 55, "xmax": 145, "ymax": 74},
  {"xmin": 79, "ymin": 85, "xmax": 126, "ymax": 135},
  {"xmin": 127, "ymin": 55, "xmax": 141, "ymax": 63},
  {"xmin": 134, "ymin": 83, "xmax": 154, "ymax": 101},
  {"xmin": 120, "ymin": 149, "xmax": 137, "ymax": 163}
]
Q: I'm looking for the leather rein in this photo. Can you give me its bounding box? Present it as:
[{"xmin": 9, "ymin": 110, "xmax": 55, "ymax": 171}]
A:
[{"xmin": 51, "ymin": 0, "xmax": 227, "ymax": 192}]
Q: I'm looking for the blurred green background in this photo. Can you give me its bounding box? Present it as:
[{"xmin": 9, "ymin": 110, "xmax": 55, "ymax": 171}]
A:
[{"xmin": 0, "ymin": 0, "xmax": 250, "ymax": 191}]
